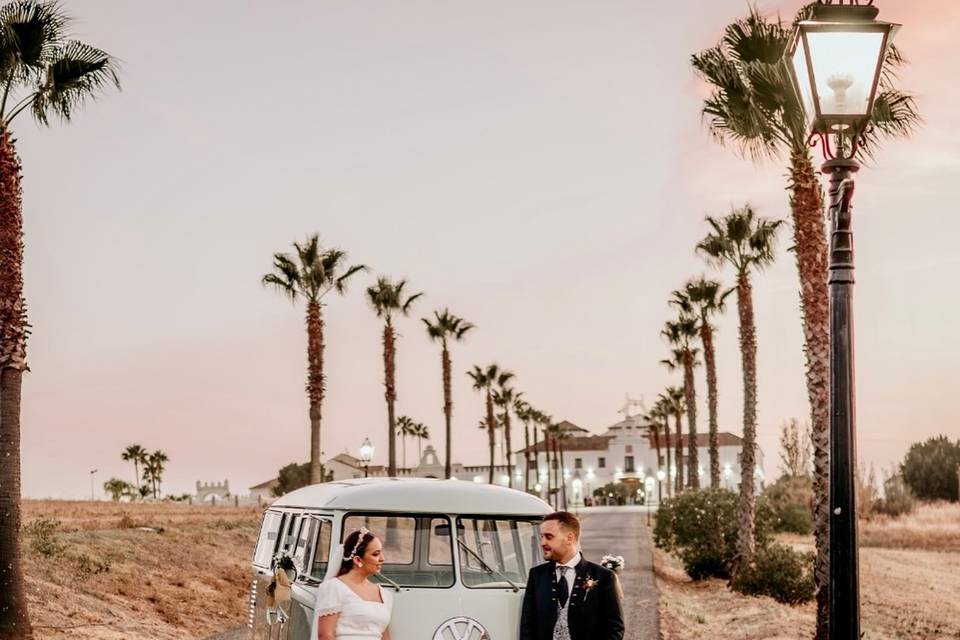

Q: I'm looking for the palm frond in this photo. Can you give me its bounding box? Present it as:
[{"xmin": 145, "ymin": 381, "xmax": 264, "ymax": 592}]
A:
[
  {"xmin": 29, "ymin": 39, "xmax": 119, "ymax": 125},
  {"xmin": 0, "ymin": 0, "xmax": 66, "ymax": 89}
]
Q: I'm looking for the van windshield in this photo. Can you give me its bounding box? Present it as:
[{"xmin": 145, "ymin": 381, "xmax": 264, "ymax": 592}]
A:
[
  {"xmin": 457, "ymin": 517, "xmax": 542, "ymax": 588},
  {"xmin": 342, "ymin": 514, "xmax": 454, "ymax": 588}
]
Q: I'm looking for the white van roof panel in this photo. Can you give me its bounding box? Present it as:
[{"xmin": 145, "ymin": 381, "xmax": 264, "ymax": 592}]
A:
[{"xmin": 271, "ymin": 477, "xmax": 552, "ymax": 515}]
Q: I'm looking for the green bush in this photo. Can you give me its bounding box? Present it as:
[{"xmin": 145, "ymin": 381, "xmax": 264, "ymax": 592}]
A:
[
  {"xmin": 653, "ymin": 488, "xmax": 775, "ymax": 580},
  {"xmin": 875, "ymin": 473, "xmax": 916, "ymax": 518},
  {"xmin": 730, "ymin": 543, "xmax": 815, "ymax": 604},
  {"xmin": 23, "ymin": 518, "xmax": 66, "ymax": 558},
  {"xmin": 762, "ymin": 475, "xmax": 813, "ymax": 534}
]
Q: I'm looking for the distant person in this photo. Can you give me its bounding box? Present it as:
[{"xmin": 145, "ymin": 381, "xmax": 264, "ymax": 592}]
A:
[
  {"xmin": 313, "ymin": 528, "xmax": 393, "ymax": 640},
  {"xmin": 520, "ymin": 511, "xmax": 624, "ymax": 640}
]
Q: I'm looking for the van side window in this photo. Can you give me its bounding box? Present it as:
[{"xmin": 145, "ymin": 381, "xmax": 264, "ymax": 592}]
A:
[
  {"xmin": 308, "ymin": 520, "xmax": 332, "ymax": 580},
  {"xmin": 253, "ymin": 511, "xmax": 284, "ymax": 568}
]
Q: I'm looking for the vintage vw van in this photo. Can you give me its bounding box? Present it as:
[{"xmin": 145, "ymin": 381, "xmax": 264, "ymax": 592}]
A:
[{"xmin": 248, "ymin": 478, "xmax": 551, "ymax": 640}]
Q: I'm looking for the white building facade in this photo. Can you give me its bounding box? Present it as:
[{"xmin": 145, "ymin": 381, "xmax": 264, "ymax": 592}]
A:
[{"xmin": 514, "ymin": 415, "xmax": 764, "ymax": 506}]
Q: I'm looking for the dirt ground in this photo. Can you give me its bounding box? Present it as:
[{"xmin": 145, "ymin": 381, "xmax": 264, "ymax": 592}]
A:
[
  {"xmin": 21, "ymin": 500, "xmax": 262, "ymax": 639},
  {"xmin": 656, "ymin": 502, "xmax": 960, "ymax": 640}
]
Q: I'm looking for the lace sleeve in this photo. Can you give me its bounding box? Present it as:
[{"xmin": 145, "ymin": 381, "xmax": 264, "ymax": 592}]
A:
[{"xmin": 314, "ymin": 580, "xmax": 343, "ymax": 618}]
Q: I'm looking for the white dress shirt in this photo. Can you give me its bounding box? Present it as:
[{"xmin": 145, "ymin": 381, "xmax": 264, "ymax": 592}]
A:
[{"xmin": 555, "ymin": 551, "xmax": 581, "ymax": 596}]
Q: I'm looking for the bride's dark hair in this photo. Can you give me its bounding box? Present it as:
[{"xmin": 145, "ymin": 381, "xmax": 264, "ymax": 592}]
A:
[{"xmin": 337, "ymin": 529, "xmax": 376, "ymax": 577}]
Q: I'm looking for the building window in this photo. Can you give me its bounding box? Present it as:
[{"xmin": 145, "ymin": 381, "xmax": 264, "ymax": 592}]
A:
[
  {"xmin": 552, "ymin": 458, "xmax": 558, "ymax": 469},
  {"xmin": 624, "ymin": 456, "xmax": 635, "ymax": 473},
  {"xmin": 574, "ymin": 458, "xmax": 583, "ymax": 469},
  {"xmin": 626, "ymin": 445, "xmax": 633, "ymax": 454},
  {"xmin": 598, "ymin": 457, "xmax": 606, "ymax": 469},
  {"xmin": 528, "ymin": 459, "xmax": 537, "ymax": 470}
]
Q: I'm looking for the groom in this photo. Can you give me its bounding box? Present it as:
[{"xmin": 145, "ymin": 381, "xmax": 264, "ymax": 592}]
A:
[{"xmin": 520, "ymin": 511, "xmax": 624, "ymax": 640}]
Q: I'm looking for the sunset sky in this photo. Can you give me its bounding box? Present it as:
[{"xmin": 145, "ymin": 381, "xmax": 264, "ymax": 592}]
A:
[{"xmin": 21, "ymin": 0, "xmax": 960, "ymax": 498}]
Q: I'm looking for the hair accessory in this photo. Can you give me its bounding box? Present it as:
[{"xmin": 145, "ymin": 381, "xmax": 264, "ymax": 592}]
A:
[{"xmin": 346, "ymin": 527, "xmax": 371, "ymax": 561}]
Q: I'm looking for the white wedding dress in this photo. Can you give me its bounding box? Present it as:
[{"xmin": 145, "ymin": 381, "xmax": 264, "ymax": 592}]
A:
[{"xmin": 311, "ymin": 577, "xmax": 393, "ymax": 640}]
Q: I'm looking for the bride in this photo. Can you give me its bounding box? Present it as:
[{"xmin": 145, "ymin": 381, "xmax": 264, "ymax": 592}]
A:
[{"xmin": 313, "ymin": 527, "xmax": 393, "ymax": 640}]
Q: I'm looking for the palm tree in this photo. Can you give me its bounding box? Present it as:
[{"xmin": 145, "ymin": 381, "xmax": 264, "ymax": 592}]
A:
[
  {"xmin": 121, "ymin": 444, "xmax": 148, "ymax": 494},
  {"xmin": 692, "ymin": 9, "xmax": 918, "ymax": 630},
  {"xmin": 641, "ymin": 409, "xmax": 664, "ymax": 490},
  {"xmin": 514, "ymin": 399, "xmax": 534, "ymax": 491},
  {"xmin": 662, "ymin": 386, "xmax": 687, "ymax": 494},
  {"xmin": 103, "ymin": 478, "xmax": 131, "ymax": 502},
  {"xmin": 263, "ymin": 235, "xmax": 366, "ymax": 484},
  {"xmin": 532, "ymin": 409, "xmax": 550, "ymax": 495},
  {"xmin": 493, "ymin": 385, "xmax": 521, "ymax": 489},
  {"xmin": 652, "ymin": 397, "xmax": 673, "ymax": 497},
  {"xmin": 367, "ymin": 276, "xmax": 423, "ymax": 477},
  {"xmin": 412, "ymin": 422, "xmax": 430, "ymax": 461},
  {"xmin": 143, "ymin": 450, "xmax": 169, "ymax": 499},
  {"xmin": 697, "ymin": 205, "xmax": 783, "ymax": 565},
  {"xmin": 662, "ymin": 315, "xmax": 702, "ymax": 489},
  {"xmin": 555, "ymin": 426, "xmax": 571, "ymax": 510},
  {"xmin": 467, "ymin": 364, "xmax": 513, "ymax": 483},
  {"xmin": 0, "ymin": 4, "xmax": 120, "ymax": 634},
  {"xmin": 672, "ymin": 278, "xmax": 731, "ymax": 489},
  {"xmin": 422, "ymin": 309, "xmax": 474, "ymax": 479},
  {"xmin": 396, "ymin": 415, "xmax": 416, "ymax": 469}
]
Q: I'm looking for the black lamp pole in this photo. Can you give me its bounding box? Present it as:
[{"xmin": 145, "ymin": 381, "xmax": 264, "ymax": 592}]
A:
[{"xmin": 824, "ymin": 149, "xmax": 860, "ymax": 639}]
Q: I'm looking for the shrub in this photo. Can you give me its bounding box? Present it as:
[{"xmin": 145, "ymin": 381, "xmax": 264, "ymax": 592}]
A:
[
  {"xmin": 901, "ymin": 436, "xmax": 960, "ymax": 502},
  {"xmin": 875, "ymin": 473, "xmax": 916, "ymax": 518},
  {"xmin": 730, "ymin": 543, "xmax": 815, "ymax": 604},
  {"xmin": 23, "ymin": 518, "xmax": 66, "ymax": 558},
  {"xmin": 74, "ymin": 552, "xmax": 111, "ymax": 579},
  {"xmin": 653, "ymin": 488, "xmax": 776, "ymax": 580},
  {"xmin": 763, "ymin": 475, "xmax": 813, "ymax": 534}
]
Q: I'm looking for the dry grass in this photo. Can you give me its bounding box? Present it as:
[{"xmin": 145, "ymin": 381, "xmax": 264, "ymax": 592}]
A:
[
  {"xmin": 22, "ymin": 500, "xmax": 262, "ymax": 639},
  {"xmin": 657, "ymin": 502, "xmax": 960, "ymax": 640}
]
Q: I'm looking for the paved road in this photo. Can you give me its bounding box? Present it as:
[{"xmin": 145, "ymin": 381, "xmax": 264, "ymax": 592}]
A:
[
  {"xmin": 208, "ymin": 507, "xmax": 658, "ymax": 640},
  {"xmin": 578, "ymin": 507, "xmax": 659, "ymax": 640}
]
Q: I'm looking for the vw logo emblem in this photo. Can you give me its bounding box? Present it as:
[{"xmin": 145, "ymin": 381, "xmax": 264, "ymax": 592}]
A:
[{"xmin": 433, "ymin": 616, "xmax": 490, "ymax": 640}]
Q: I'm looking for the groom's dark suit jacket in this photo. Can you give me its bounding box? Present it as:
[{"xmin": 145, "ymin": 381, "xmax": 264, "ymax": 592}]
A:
[{"xmin": 519, "ymin": 557, "xmax": 624, "ymax": 640}]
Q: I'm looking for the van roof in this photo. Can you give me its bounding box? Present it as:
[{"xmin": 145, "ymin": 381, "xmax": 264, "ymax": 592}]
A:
[{"xmin": 271, "ymin": 477, "xmax": 553, "ymax": 515}]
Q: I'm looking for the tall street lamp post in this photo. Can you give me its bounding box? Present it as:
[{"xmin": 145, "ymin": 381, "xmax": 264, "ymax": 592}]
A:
[
  {"xmin": 360, "ymin": 438, "xmax": 374, "ymax": 478},
  {"xmin": 787, "ymin": 2, "xmax": 899, "ymax": 637}
]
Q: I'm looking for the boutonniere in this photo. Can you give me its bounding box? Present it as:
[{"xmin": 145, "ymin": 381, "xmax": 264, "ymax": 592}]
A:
[{"xmin": 582, "ymin": 576, "xmax": 599, "ymax": 601}]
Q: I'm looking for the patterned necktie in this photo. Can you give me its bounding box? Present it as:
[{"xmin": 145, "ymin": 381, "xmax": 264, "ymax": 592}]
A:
[{"xmin": 557, "ymin": 566, "xmax": 570, "ymax": 608}]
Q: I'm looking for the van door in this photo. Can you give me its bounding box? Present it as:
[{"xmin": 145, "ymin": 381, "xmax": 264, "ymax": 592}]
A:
[
  {"xmin": 249, "ymin": 510, "xmax": 286, "ymax": 639},
  {"xmin": 284, "ymin": 515, "xmax": 333, "ymax": 640}
]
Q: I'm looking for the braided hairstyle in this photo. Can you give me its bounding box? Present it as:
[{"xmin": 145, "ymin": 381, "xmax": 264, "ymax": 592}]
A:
[{"xmin": 337, "ymin": 529, "xmax": 376, "ymax": 576}]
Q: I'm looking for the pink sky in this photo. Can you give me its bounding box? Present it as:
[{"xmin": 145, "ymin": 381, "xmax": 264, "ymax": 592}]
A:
[{"xmin": 20, "ymin": 0, "xmax": 960, "ymax": 498}]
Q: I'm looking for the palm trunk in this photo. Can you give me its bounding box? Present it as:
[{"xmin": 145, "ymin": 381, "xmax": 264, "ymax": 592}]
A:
[
  {"xmin": 552, "ymin": 437, "xmax": 561, "ymax": 510},
  {"xmin": 683, "ymin": 350, "xmax": 699, "ymax": 489},
  {"xmin": 442, "ymin": 346, "xmax": 453, "ymax": 479},
  {"xmin": 652, "ymin": 425, "xmax": 663, "ymax": 500},
  {"xmin": 133, "ymin": 461, "xmax": 141, "ymax": 492},
  {"xmin": 383, "ymin": 322, "xmax": 398, "ymax": 477},
  {"xmin": 664, "ymin": 418, "xmax": 673, "ymax": 498},
  {"xmin": 306, "ymin": 301, "xmax": 324, "ymax": 484},
  {"xmin": 533, "ymin": 425, "xmax": 541, "ymax": 493},
  {"xmin": 523, "ymin": 422, "xmax": 531, "ymax": 492},
  {"xmin": 503, "ymin": 411, "xmax": 514, "ymax": 489},
  {"xmin": 702, "ymin": 322, "xmax": 721, "ymax": 489},
  {"xmin": 674, "ymin": 411, "xmax": 684, "ymax": 494},
  {"xmin": 1, "ymin": 370, "xmax": 30, "ymax": 640},
  {"xmin": 0, "ymin": 130, "xmax": 31, "ymax": 639},
  {"xmin": 558, "ymin": 441, "xmax": 568, "ymax": 510},
  {"xmin": 735, "ymin": 272, "xmax": 759, "ymax": 565},
  {"xmin": 485, "ymin": 391, "xmax": 495, "ymax": 484},
  {"xmin": 417, "ymin": 435, "xmax": 422, "ymax": 461},
  {"xmin": 544, "ymin": 430, "xmax": 552, "ymax": 500},
  {"xmin": 789, "ymin": 150, "xmax": 831, "ymax": 640},
  {"xmin": 401, "ymin": 432, "xmax": 407, "ymax": 469}
]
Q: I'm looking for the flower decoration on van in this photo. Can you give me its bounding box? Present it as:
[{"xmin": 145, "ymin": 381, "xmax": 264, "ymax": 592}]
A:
[{"xmin": 601, "ymin": 554, "xmax": 625, "ymax": 574}]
